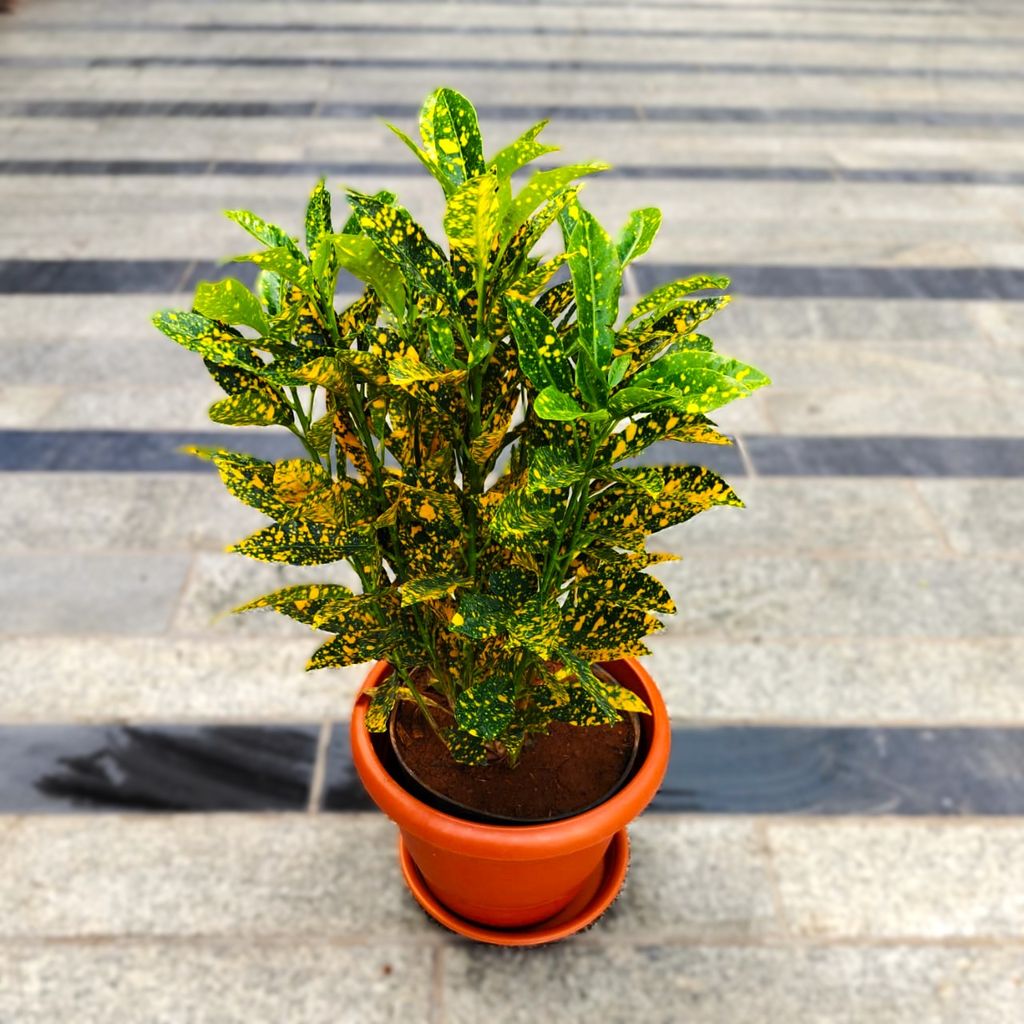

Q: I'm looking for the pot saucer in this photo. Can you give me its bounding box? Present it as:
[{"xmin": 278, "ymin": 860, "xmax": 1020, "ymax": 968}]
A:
[{"xmin": 398, "ymin": 828, "xmax": 630, "ymax": 947}]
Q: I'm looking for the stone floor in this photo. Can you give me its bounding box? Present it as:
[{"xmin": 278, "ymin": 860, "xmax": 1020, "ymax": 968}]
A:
[{"xmin": 1, "ymin": 0, "xmax": 1024, "ymax": 1020}]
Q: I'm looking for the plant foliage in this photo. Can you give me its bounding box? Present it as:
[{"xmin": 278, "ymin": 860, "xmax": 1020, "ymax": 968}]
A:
[{"xmin": 154, "ymin": 88, "xmax": 769, "ymax": 767}]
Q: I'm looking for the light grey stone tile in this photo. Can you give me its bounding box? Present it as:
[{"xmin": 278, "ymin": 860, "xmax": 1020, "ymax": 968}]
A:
[
  {"xmin": 600, "ymin": 818, "xmax": 779, "ymax": 939},
  {"xmin": 762, "ymin": 387, "xmax": 1017, "ymax": 436},
  {"xmin": 443, "ymin": 944, "xmax": 1024, "ymax": 1024},
  {"xmin": 767, "ymin": 823, "xmax": 1024, "ymax": 939},
  {"xmin": 653, "ymin": 555, "xmax": 1024, "ymax": 639},
  {"xmin": 0, "ymin": 637, "xmax": 362, "ymax": 721},
  {"xmin": 914, "ymin": 481, "xmax": 1024, "ymax": 557},
  {"xmin": 172, "ymin": 553, "xmax": 361, "ymax": 639},
  {"xmin": 0, "ymin": 941, "xmax": 433, "ymax": 1024},
  {"xmin": 0, "ymin": 475, "xmax": 264, "ymax": 554},
  {"xmin": 672, "ymin": 479, "xmax": 948, "ymax": 558},
  {"xmin": 0, "ymin": 295, "xmax": 187, "ymax": 344},
  {"xmin": 0, "ymin": 814, "xmax": 424, "ymax": 939},
  {"xmin": 0, "ymin": 387, "xmax": 61, "ymax": 426},
  {"xmin": 38, "ymin": 382, "xmax": 223, "ymax": 429},
  {"xmin": 648, "ymin": 637, "xmax": 1024, "ymax": 724},
  {"xmin": 0, "ymin": 554, "xmax": 190, "ymax": 636}
]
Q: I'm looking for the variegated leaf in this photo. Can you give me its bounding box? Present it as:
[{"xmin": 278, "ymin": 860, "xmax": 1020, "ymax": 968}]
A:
[
  {"xmin": 420, "ymin": 87, "xmax": 486, "ymax": 190},
  {"xmin": 574, "ymin": 563, "xmax": 675, "ymax": 614},
  {"xmin": 504, "ymin": 162, "xmax": 610, "ymax": 236},
  {"xmin": 631, "ymin": 349, "xmax": 770, "ymax": 414},
  {"xmin": 450, "ymin": 593, "xmax": 507, "ymax": 641},
  {"xmin": 444, "ymin": 171, "xmax": 500, "ymax": 269},
  {"xmin": 365, "ymin": 673, "xmax": 402, "ymax": 732},
  {"xmin": 229, "ymin": 519, "xmax": 366, "ymax": 565},
  {"xmin": 273, "ymin": 458, "xmax": 331, "ymax": 507},
  {"xmin": 208, "ymin": 389, "xmax": 292, "ymax": 427},
  {"xmin": 333, "ymin": 234, "xmax": 406, "ymax": 316},
  {"xmin": 567, "ymin": 207, "xmax": 621, "ymax": 374},
  {"xmin": 491, "ymin": 488, "xmax": 556, "ymax": 541},
  {"xmin": 455, "ymin": 673, "xmax": 515, "ymax": 740},
  {"xmin": 603, "ymin": 409, "xmax": 732, "ymax": 464},
  {"xmin": 233, "ymin": 582, "xmax": 355, "ymax": 626},
  {"xmin": 488, "ymin": 119, "xmax": 557, "ymax": 180},
  {"xmin": 225, "ymin": 208, "xmax": 302, "ymax": 258},
  {"xmin": 401, "ymin": 573, "xmax": 472, "ymax": 607},
  {"xmin": 152, "ymin": 310, "xmax": 260, "ymax": 370},
  {"xmin": 507, "ymin": 595, "xmax": 562, "ymax": 658},
  {"xmin": 616, "ymin": 207, "xmax": 662, "ymax": 267},
  {"xmin": 504, "ymin": 297, "xmax": 573, "ymax": 393},
  {"xmin": 305, "ymin": 178, "xmax": 333, "ymax": 251},
  {"xmin": 445, "ymin": 726, "xmax": 489, "ymax": 766},
  {"xmin": 232, "ymin": 247, "xmax": 316, "ymax": 297},
  {"xmin": 628, "ymin": 274, "xmax": 731, "ymax": 322},
  {"xmin": 192, "ymin": 278, "xmax": 269, "ymax": 335},
  {"xmin": 526, "ymin": 447, "xmax": 585, "ymax": 493},
  {"xmin": 188, "ymin": 448, "xmax": 292, "ymax": 519},
  {"xmin": 307, "ymin": 628, "xmax": 394, "ymax": 670},
  {"xmin": 347, "ymin": 190, "xmax": 457, "ymax": 307}
]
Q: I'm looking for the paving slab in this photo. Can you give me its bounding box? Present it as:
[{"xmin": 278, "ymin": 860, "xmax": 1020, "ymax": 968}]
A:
[
  {"xmin": 442, "ymin": 944, "xmax": 1024, "ymax": 1024},
  {"xmin": 0, "ymin": 941, "xmax": 434, "ymax": 1024},
  {"xmin": 914, "ymin": 480, "xmax": 1024, "ymax": 556},
  {"xmin": 767, "ymin": 821, "xmax": 1024, "ymax": 939},
  {"xmin": 0, "ymin": 553, "xmax": 190, "ymax": 636}
]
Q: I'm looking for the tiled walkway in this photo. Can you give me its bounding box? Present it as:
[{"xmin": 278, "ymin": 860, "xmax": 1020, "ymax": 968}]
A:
[{"xmin": 1, "ymin": 0, "xmax": 1024, "ymax": 1020}]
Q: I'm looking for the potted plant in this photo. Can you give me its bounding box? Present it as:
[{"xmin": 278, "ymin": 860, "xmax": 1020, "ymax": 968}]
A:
[{"xmin": 153, "ymin": 87, "xmax": 769, "ymax": 945}]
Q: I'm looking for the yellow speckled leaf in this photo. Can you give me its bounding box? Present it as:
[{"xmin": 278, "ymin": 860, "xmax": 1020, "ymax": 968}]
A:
[
  {"xmin": 153, "ymin": 310, "xmax": 259, "ymax": 370},
  {"xmin": 627, "ymin": 275, "xmax": 730, "ymax": 322},
  {"xmin": 602, "ymin": 410, "xmax": 732, "ymax": 464},
  {"xmin": 208, "ymin": 390, "xmax": 292, "ymax": 428},
  {"xmin": 455, "ymin": 673, "xmax": 515, "ymax": 740},
  {"xmin": 444, "ymin": 172, "xmax": 500, "ymax": 269},
  {"xmin": 193, "ymin": 278, "xmax": 269, "ymax": 336},
  {"xmin": 229, "ymin": 518, "xmax": 366, "ymax": 565},
  {"xmin": 401, "ymin": 573, "xmax": 472, "ymax": 607},
  {"xmin": 272, "ymin": 459, "xmax": 331, "ymax": 507},
  {"xmin": 420, "ymin": 87, "xmax": 486, "ymax": 190},
  {"xmin": 233, "ymin": 583, "xmax": 355, "ymax": 626}
]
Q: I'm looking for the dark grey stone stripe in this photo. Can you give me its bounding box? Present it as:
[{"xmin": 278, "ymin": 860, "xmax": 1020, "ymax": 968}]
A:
[
  {"xmin": 4, "ymin": 54, "xmax": 1022, "ymax": 82},
  {"xmin": 1, "ymin": 432, "xmax": 1020, "ymax": 478},
  {"xmin": 5, "ymin": 99, "xmax": 1024, "ymax": 129},
  {"xmin": 12, "ymin": 21, "xmax": 1024, "ymax": 48},
  {"xmin": 5, "ymin": 159, "xmax": 1024, "ymax": 186},
  {"xmin": 3, "ymin": 723, "xmax": 1024, "ymax": 815},
  {"xmin": 4, "ymin": 259, "xmax": 1023, "ymax": 300}
]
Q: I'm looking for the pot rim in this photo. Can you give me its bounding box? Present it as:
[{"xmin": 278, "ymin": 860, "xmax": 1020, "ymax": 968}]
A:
[{"xmin": 350, "ymin": 657, "xmax": 671, "ymax": 861}]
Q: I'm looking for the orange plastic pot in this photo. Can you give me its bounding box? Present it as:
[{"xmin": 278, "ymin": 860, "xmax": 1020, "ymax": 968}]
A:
[{"xmin": 350, "ymin": 658, "xmax": 671, "ymax": 941}]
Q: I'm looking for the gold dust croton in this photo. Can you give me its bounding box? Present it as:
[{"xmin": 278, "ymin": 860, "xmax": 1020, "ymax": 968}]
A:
[{"xmin": 153, "ymin": 88, "xmax": 770, "ymax": 766}]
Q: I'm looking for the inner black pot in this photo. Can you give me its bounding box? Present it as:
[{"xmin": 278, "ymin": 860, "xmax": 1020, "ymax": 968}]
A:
[{"xmin": 384, "ymin": 704, "xmax": 642, "ymax": 826}]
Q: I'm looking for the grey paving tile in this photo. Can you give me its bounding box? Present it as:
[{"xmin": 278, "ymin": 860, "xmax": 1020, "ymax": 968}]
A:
[
  {"xmin": 0, "ymin": 554, "xmax": 190, "ymax": 635},
  {"xmin": 655, "ymin": 555, "xmax": 1024, "ymax": 639},
  {"xmin": 0, "ymin": 475, "xmax": 263, "ymax": 553},
  {"xmin": 914, "ymin": 480, "xmax": 1024, "ymax": 556},
  {"xmin": 443, "ymin": 944, "xmax": 1024, "ymax": 1024},
  {"xmin": 671, "ymin": 478, "xmax": 949, "ymax": 557},
  {"xmin": 599, "ymin": 819, "xmax": 778, "ymax": 938},
  {"xmin": 172, "ymin": 553, "xmax": 360, "ymax": 639},
  {"xmin": 0, "ymin": 941, "xmax": 433, "ymax": 1024},
  {"xmin": 767, "ymin": 822, "xmax": 1024, "ymax": 939},
  {"xmin": 0, "ymin": 637, "xmax": 361, "ymax": 721},
  {"xmin": 648, "ymin": 638, "xmax": 1024, "ymax": 723},
  {"xmin": 0, "ymin": 386, "xmax": 60, "ymax": 426},
  {"xmin": 0, "ymin": 815, "xmax": 425, "ymax": 938}
]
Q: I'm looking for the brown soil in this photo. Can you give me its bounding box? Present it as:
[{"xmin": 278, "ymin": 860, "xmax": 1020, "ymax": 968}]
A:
[{"xmin": 391, "ymin": 701, "xmax": 638, "ymax": 822}]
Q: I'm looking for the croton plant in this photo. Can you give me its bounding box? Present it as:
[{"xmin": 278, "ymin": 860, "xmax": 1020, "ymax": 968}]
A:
[{"xmin": 153, "ymin": 88, "xmax": 769, "ymax": 766}]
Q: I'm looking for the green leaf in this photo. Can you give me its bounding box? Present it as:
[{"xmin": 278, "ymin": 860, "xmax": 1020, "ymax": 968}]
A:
[
  {"xmin": 455, "ymin": 674, "xmax": 515, "ymax": 740},
  {"xmin": 189, "ymin": 449, "xmax": 290, "ymax": 519},
  {"xmin": 420, "ymin": 87, "xmax": 486, "ymax": 191},
  {"xmin": 443, "ymin": 171, "xmax": 501, "ymax": 269},
  {"xmin": 229, "ymin": 519, "xmax": 367, "ymax": 566},
  {"xmin": 450, "ymin": 593, "xmax": 508, "ymax": 641},
  {"xmin": 491, "ymin": 488, "xmax": 556, "ymax": 541},
  {"xmin": 225, "ymin": 209, "xmax": 302, "ymax": 258},
  {"xmin": 547, "ymin": 652, "xmax": 620, "ymax": 725},
  {"xmin": 152, "ymin": 310, "xmax": 260, "ymax": 369},
  {"xmin": 561, "ymin": 597, "xmax": 664, "ymax": 660},
  {"xmin": 445, "ymin": 727, "xmax": 490, "ymax": 766},
  {"xmin": 567, "ymin": 207, "xmax": 622, "ymax": 373},
  {"xmin": 616, "ymin": 207, "xmax": 662, "ymax": 266},
  {"xmin": 193, "ymin": 278, "xmax": 269, "ymax": 335},
  {"xmin": 534, "ymin": 386, "xmax": 584, "ymax": 421},
  {"xmin": 208, "ymin": 390, "xmax": 292, "ymax": 427},
  {"xmin": 631, "ymin": 349, "xmax": 771, "ymax": 414},
  {"xmin": 426, "ymin": 318, "xmax": 458, "ymax": 369},
  {"xmin": 305, "ymin": 178, "xmax": 333, "ymax": 251},
  {"xmin": 306, "ymin": 412, "xmax": 334, "ymax": 457},
  {"xmin": 504, "ymin": 297, "xmax": 573, "ymax": 393},
  {"xmin": 364, "ymin": 674, "xmax": 402, "ymax": 732},
  {"xmin": 346, "ymin": 190, "xmax": 457, "ymax": 307},
  {"xmin": 232, "ymin": 247, "xmax": 316, "ymax": 297},
  {"xmin": 507, "ymin": 595, "xmax": 562, "ymax": 658},
  {"xmin": 628, "ymin": 274, "xmax": 730, "ymax": 322},
  {"xmin": 488, "ymin": 119, "xmax": 557, "ymax": 180},
  {"xmin": 233, "ymin": 583, "xmax": 355, "ymax": 626},
  {"xmin": 256, "ymin": 269, "xmax": 283, "ymax": 316},
  {"xmin": 400, "ymin": 573, "xmax": 472, "ymax": 607},
  {"xmin": 603, "ymin": 409, "xmax": 732, "ymax": 463},
  {"xmin": 575, "ymin": 563, "xmax": 675, "ymax": 614},
  {"xmin": 504, "ymin": 162, "xmax": 610, "ymax": 236},
  {"xmin": 526, "ymin": 447, "xmax": 585, "ymax": 493},
  {"xmin": 333, "ymin": 234, "xmax": 406, "ymax": 316}
]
